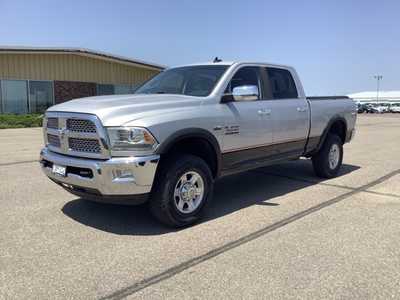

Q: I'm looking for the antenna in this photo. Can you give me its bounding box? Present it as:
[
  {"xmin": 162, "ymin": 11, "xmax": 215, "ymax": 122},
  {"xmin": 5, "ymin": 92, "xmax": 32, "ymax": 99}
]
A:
[{"xmin": 213, "ymin": 57, "xmax": 222, "ymax": 63}]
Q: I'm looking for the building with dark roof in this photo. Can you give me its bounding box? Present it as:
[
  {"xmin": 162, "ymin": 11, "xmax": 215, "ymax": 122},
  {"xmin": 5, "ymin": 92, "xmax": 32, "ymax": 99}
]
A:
[{"xmin": 0, "ymin": 46, "xmax": 164, "ymax": 114}]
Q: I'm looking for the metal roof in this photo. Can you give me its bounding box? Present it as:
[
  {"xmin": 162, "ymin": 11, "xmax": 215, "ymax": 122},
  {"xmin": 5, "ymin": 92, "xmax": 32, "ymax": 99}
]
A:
[
  {"xmin": 348, "ymin": 91, "xmax": 400, "ymax": 101},
  {"xmin": 0, "ymin": 46, "xmax": 165, "ymax": 71}
]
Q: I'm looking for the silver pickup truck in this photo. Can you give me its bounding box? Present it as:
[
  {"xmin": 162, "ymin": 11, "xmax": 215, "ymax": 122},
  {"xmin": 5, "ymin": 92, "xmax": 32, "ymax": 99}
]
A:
[{"xmin": 40, "ymin": 61, "xmax": 357, "ymax": 227}]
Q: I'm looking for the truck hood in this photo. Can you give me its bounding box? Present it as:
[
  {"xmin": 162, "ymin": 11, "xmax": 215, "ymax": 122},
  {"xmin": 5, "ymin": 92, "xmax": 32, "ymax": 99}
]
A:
[{"xmin": 47, "ymin": 94, "xmax": 203, "ymax": 126}]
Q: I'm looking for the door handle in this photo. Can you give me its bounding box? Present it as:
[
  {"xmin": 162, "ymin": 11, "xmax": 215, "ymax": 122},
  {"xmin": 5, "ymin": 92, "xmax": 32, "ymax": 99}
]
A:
[
  {"xmin": 297, "ymin": 107, "xmax": 307, "ymax": 112},
  {"xmin": 258, "ymin": 109, "xmax": 271, "ymax": 116}
]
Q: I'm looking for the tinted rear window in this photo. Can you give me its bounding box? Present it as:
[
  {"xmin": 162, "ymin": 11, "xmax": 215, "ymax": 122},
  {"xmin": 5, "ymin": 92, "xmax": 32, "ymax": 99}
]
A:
[{"xmin": 266, "ymin": 68, "xmax": 298, "ymax": 99}]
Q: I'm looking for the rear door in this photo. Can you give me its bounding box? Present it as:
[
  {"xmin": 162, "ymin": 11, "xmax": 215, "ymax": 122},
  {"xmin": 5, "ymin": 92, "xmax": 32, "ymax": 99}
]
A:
[{"xmin": 262, "ymin": 67, "xmax": 309, "ymax": 157}]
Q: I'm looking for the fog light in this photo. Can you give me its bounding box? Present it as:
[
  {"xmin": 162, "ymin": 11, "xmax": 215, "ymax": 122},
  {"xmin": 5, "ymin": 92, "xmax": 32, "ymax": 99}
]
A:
[{"xmin": 112, "ymin": 169, "xmax": 134, "ymax": 180}]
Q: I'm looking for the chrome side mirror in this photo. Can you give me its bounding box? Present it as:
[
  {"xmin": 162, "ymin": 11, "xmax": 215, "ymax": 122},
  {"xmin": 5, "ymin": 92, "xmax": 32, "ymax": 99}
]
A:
[{"xmin": 232, "ymin": 85, "xmax": 259, "ymax": 101}]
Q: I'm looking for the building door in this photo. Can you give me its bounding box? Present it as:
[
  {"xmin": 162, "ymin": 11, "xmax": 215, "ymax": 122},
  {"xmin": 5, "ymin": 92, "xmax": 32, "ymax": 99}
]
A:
[
  {"xmin": 29, "ymin": 81, "xmax": 54, "ymax": 113},
  {"xmin": 1, "ymin": 80, "xmax": 28, "ymax": 114}
]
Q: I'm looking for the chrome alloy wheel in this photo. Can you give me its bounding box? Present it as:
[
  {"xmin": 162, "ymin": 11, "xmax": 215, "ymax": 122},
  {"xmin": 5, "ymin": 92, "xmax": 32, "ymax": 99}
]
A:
[
  {"xmin": 328, "ymin": 144, "xmax": 340, "ymax": 170},
  {"xmin": 174, "ymin": 171, "xmax": 205, "ymax": 214}
]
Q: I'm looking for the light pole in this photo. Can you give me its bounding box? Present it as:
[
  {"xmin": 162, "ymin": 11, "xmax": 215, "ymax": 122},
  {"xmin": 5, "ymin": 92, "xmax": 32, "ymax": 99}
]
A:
[{"xmin": 374, "ymin": 75, "xmax": 383, "ymax": 104}]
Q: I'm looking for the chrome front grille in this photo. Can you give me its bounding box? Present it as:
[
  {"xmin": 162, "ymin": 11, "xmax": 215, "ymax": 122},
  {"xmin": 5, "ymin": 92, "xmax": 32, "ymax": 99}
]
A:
[
  {"xmin": 47, "ymin": 134, "xmax": 61, "ymax": 147},
  {"xmin": 44, "ymin": 113, "xmax": 109, "ymax": 159},
  {"xmin": 66, "ymin": 119, "xmax": 97, "ymax": 133},
  {"xmin": 47, "ymin": 118, "xmax": 59, "ymax": 129},
  {"xmin": 68, "ymin": 138, "xmax": 101, "ymax": 153}
]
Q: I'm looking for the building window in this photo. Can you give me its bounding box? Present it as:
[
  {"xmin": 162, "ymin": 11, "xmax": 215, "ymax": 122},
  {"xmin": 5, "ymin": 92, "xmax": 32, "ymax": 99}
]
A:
[
  {"xmin": 29, "ymin": 81, "xmax": 54, "ymax": 113},
  {"xmin": 1, "ymin": 80, "xmax": 28, "ymax": 114},
  {"xmin": 97, "ymin": 84, "xmax": 114, "ymax": 95},
  {"xmin": 97, "ymin": 84, "xmax": 138, "ymax": 95},
  {"xmin": 131, "ymin": 84, "xmax": 140, "ymax": 93},
  {"xmin": 114, "ymin": 84, "xmax": 132, "ymax": 95}
]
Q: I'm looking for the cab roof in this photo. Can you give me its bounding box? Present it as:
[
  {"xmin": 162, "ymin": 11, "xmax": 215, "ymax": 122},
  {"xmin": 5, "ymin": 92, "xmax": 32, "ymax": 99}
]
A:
[{"xmin": 170, "ymin": 61, "xmax": 294, "ymax": 70}]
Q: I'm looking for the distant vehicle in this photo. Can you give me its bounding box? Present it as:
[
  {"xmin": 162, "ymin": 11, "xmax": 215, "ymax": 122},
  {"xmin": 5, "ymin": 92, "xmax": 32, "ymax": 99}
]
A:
[
  {"xmin": 357, "ymin": 103, "xmax": 368, "ymax": 113},
  {"xmin": 365, "ymin": 103, "xmax": 378, "ymax": 113},
  {"xmin": 390, "ymin": 102, "xmax": 400, "ymax": 113},
  {"xmin": 379, "ymin": 102, "xmax": 391, "ymax": 113},
  {"xmin": 366, "ymin": 103, "xmax": 389, "ymax": 113}
]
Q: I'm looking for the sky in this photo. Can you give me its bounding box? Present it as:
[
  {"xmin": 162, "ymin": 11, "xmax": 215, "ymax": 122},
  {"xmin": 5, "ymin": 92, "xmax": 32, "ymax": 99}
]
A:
[{"xmin": 0, "ymin": 0, "xmax": 399, "ymax": 96}]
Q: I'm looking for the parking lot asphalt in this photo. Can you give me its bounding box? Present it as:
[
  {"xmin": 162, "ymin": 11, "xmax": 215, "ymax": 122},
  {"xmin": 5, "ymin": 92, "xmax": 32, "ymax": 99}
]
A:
[{"xmin": 1, "ymin": 114, "xmax": 400, "ymax": 299}]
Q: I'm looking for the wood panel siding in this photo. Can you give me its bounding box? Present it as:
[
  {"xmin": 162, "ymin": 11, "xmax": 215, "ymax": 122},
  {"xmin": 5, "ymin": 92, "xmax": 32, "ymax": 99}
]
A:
[{"xmin": 0, "ymin": 53, "xmax": 159, "ymax": 85}]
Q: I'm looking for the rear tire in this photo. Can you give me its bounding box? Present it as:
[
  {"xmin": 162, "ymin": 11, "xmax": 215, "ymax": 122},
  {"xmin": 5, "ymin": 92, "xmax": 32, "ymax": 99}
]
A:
[
  {"xmin": 312, "ymin": 134, "xmax": 343, "ymax": 178},
  {"xmin": 149, "ymin": 154, "xmax": 213, "ymax": 228}
]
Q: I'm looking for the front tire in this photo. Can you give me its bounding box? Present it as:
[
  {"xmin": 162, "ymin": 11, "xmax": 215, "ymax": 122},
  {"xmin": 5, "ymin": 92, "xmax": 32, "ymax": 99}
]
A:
[
  {"xmin": 312, "ymin": 134, "xmax": 343, "ymax": 178},
  {"xmin": 149, "ymin": 154, "xmax": 213, "ymax": 227}
]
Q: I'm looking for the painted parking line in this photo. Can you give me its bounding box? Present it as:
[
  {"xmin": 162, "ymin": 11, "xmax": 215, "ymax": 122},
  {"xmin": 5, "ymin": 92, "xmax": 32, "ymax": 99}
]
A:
[
  {"xmin": 101, "ymin": 168, "xmax": 400, "ymax": 300},
  {"xmin": 0, "ymin": 160, "xmax": 38, "ymax": 167}
]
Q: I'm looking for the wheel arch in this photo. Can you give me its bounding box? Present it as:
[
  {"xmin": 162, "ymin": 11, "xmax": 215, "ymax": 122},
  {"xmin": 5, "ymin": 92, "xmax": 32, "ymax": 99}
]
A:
[
  {"xmin": 156, "ymin": 128, "xmax": 222, "ymax": 178},
  {"xmin": 314, "ymin": 116, "xmax": 348, "ymax": 153}
]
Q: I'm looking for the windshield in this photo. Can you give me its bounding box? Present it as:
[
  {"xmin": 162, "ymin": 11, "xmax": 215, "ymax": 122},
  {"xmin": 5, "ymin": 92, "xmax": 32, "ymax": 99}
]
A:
[{"xmin": 135, "ymin": 65, "xmax": 229, "ymax": 97}]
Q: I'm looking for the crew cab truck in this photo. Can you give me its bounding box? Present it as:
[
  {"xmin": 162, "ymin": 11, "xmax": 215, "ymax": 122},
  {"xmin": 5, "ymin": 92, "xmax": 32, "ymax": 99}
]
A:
[{"xmin": 40, "ymin": 61, "xmax": 357, "ymax": 227}]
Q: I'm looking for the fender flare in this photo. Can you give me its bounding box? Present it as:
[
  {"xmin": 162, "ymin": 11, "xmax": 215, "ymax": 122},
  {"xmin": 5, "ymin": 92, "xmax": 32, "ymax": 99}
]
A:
[
  {"xmin": 156, "ymin": 128, "xmax": 222, "ymax": 176},
  {"xmin": 314, "ymin": 115, "xmax": 348, "ymax": 153}
]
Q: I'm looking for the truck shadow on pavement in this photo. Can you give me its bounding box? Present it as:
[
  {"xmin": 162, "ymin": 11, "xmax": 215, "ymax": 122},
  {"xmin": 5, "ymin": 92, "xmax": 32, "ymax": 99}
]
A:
[{"xmin": 62, "ymin": 160, "xmax": 360, "ymax": 235}]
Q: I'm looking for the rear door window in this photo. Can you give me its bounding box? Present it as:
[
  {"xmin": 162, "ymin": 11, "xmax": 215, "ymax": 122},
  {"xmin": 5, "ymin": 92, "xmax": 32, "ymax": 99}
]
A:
[{"xmin": 265, "ymin": 67, "xmax": 298, "ymax": 99}]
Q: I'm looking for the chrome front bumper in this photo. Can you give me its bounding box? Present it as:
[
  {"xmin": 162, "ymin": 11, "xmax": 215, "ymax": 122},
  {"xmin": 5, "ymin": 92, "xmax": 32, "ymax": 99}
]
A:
[{"xmin": 40, "ymin": 148, "xmax": 159, "ymax": 198}]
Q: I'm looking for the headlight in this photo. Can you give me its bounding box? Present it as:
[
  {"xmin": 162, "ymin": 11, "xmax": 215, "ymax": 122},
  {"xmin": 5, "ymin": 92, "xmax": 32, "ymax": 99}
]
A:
[{"xmin": 107, "ymin": 127, "xmax": 158, "ymax": 154}]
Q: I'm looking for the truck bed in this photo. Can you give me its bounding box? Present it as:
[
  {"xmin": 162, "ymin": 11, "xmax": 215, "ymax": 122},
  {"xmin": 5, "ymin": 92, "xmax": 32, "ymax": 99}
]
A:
[{"xmin": 307, "ymin": 96, "xmax": 350, "ymax": 100}]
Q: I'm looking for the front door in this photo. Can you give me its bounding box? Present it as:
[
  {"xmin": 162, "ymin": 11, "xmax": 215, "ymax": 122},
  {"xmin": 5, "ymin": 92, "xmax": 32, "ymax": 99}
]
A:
[{"xmin": 220, "ymin": 66, "xmax": 274, "ymax": 171}]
